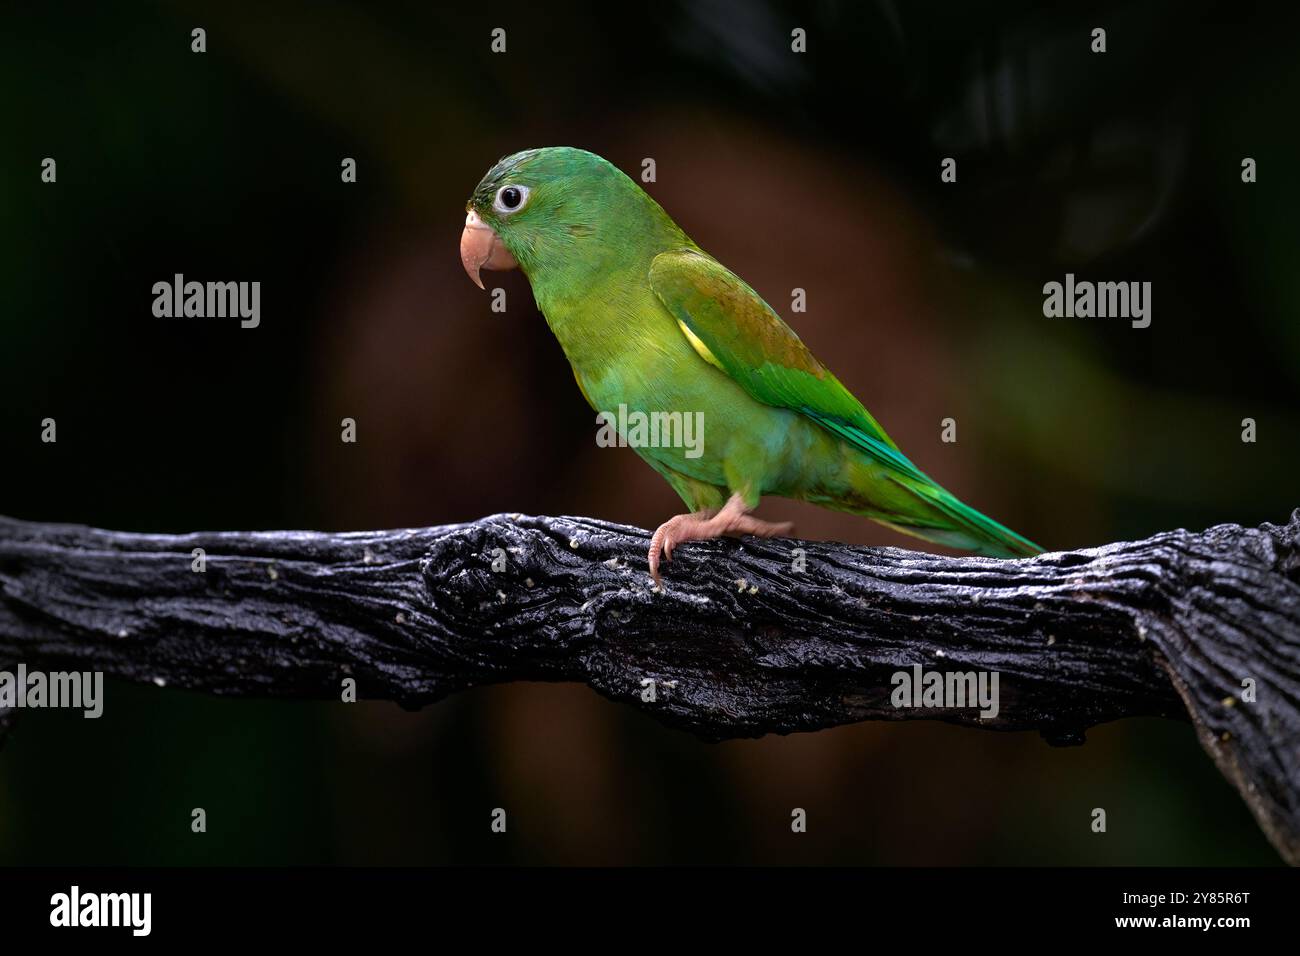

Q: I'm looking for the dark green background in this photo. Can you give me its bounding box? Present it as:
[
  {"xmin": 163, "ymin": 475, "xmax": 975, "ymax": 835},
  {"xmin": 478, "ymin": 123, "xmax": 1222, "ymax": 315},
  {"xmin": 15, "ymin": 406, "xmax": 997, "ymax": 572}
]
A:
[{"xmin": 1, "ymin": 0, "xmax": 1295, "ymax": 863}]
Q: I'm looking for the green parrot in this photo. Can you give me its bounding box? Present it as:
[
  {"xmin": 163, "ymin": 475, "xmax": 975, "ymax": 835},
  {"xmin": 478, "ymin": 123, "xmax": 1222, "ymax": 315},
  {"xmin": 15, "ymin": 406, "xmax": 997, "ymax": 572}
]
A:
[{"xmin": 460, "ymin": 147, "xmax": 1041, "ymax": 584}]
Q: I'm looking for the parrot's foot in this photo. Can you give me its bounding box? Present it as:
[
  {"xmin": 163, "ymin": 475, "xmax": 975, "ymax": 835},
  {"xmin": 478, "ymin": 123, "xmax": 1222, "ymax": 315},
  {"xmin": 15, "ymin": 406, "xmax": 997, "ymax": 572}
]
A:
[{"xmin": 648, "ymin": 494, "xmax": 794, "ymax": 588}]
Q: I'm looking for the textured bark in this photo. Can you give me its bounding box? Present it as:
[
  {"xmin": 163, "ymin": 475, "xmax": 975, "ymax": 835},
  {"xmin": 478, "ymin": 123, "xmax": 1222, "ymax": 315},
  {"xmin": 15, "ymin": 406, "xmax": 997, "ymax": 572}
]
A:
[{"xmin": 0, "ymin": 511, "xmax": 1297, "ymax": 861}]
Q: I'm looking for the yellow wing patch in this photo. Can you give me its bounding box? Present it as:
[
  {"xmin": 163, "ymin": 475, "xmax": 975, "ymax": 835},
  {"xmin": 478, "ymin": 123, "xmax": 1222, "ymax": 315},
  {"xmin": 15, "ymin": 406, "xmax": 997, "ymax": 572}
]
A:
[{"xmin": 677, "ymin": 319, "xmax": 726, "ymax": 372}]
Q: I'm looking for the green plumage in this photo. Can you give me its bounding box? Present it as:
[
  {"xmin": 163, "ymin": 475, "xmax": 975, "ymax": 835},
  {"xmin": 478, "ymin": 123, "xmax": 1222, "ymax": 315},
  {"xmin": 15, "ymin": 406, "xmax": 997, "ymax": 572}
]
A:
[{"xmin": 467, "ymin": 147, "xmax": 1040, "ymax": 558}]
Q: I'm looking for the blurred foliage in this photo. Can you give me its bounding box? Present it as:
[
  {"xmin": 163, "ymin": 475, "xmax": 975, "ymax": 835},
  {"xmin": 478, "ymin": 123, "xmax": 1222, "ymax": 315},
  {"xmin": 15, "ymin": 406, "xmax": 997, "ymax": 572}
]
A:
[{"xmin": 0, "ymin": 0, "xmax": 1294, "ymax": 863}]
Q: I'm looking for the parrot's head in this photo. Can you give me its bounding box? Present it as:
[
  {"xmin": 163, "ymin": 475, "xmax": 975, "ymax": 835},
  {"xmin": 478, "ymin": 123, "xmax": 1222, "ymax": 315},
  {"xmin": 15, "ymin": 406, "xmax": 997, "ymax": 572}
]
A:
[{"xmin": 460, "ymin": 147, "xmax": 677, "ymax": 291}]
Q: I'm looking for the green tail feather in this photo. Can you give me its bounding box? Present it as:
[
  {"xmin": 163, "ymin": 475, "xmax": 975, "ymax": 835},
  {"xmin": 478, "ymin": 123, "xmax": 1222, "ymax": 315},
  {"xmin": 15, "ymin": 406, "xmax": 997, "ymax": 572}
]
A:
[
  {"xmin": 895, "ymin": 479, "xmax": 1042, "ymax": 558},
  {"xmin": 804, "ymin": 412, "xmax": 1042, "ymax": 558}
]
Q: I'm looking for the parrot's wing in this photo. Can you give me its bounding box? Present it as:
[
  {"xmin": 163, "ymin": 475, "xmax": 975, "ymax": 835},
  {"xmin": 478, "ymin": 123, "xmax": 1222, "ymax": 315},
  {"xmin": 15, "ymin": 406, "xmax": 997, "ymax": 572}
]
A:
[
  {"xmin": 648, "ymin": 248, "xmax": 1042, "ymax": 557},
  {"xmin": 648, "ymin": 248, "xmax": 929, "ymax": 484}
]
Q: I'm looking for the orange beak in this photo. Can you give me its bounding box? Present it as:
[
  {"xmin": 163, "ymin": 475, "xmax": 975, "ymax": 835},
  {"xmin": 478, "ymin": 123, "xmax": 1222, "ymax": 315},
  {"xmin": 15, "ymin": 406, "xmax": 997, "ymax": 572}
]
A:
[{"xmin": 460, "ymin": 209, "xmax": 518, "ymax": 289}]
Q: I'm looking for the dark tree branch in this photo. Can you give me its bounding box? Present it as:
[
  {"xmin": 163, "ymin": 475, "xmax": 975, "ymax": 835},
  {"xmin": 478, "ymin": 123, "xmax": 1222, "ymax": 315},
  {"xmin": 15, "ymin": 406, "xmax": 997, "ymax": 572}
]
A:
[{"xmin": 0, "ymin": 511, "xmax": 1298, "ymax": 861}]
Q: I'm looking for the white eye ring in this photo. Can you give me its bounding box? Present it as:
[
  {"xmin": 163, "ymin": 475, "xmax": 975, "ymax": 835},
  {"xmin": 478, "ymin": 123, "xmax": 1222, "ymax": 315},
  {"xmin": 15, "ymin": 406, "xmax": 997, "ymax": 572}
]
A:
[{"xmin": 493, "ymin": 184, "xmax": 530, "ymax": 214}]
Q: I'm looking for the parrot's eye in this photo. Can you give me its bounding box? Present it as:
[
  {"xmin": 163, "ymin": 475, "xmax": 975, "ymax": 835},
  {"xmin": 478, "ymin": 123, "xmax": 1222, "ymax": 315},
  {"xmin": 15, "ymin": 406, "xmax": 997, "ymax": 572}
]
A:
[{"xmin": 494, "ymin": 185, "xmax": 529, "ymax": 214}]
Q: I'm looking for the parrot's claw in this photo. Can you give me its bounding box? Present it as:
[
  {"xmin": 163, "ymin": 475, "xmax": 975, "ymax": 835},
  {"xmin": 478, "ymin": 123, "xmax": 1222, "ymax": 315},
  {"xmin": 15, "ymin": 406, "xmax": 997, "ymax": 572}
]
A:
[{"xmin": 647, "ymin": 495, "xmax": 794, "ymax": 588}]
